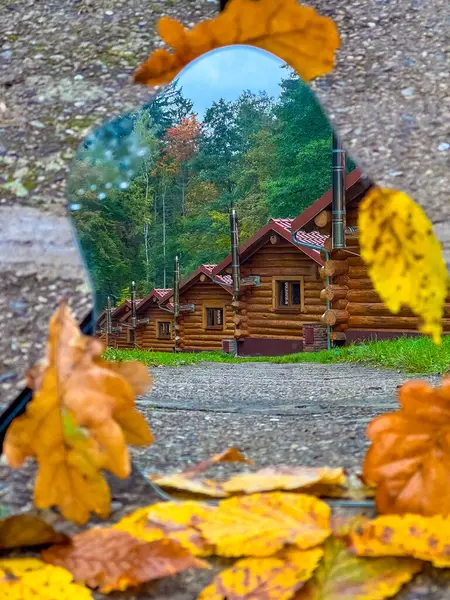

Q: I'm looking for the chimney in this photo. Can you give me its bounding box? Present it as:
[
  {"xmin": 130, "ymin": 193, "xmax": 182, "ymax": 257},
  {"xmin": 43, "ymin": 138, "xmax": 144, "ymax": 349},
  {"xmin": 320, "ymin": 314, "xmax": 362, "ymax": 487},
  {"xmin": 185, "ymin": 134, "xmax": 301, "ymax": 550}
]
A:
[
  {"xmin": 331, "ymin": 132, "xmax": 346, "ymax": 249},
  {"xmin": 230, "ymin": 208, "xmax": 241, "ymax": 301}
]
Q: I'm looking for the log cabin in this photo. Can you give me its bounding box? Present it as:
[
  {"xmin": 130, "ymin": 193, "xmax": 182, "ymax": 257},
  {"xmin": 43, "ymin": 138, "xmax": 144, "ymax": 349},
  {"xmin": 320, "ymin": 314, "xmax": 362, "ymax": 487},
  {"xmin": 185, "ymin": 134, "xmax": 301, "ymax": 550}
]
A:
[
  {"xmin": 95, "ymin": 298, "xmax": 144, "ymax": 349},
  {"xmin": 134, "ymin": 288, "xmax": 174, "ymax": 351},
  {"xmin": 160, "ymin": 264, "xmax": 234, "ymax": 352},
  {"xmin": 213, "ymin": 219, "xmax": 326, "ymax": 356},
  {"xmin": 291, "ymin": 168, "xmax": 450, "ymax": 344}
]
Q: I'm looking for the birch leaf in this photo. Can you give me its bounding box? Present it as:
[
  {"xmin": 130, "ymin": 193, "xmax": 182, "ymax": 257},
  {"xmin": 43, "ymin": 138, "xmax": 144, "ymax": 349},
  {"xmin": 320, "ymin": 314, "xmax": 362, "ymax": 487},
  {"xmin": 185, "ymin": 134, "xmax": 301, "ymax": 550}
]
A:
[
  {"xmin": 134, "ymin": 0, "xmax": 339, "ymax": 85},
  {"xmin": 358, "ymin": 187, "xmax": 448, "ymax": 344}
]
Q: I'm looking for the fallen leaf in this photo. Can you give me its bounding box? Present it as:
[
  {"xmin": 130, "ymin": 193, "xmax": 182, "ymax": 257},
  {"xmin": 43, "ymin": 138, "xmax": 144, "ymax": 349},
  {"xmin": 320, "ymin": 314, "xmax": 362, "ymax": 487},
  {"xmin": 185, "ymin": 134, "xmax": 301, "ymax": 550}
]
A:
[
  {"xmin": 198, "ymin": 547, "xmax": 323, "ymax": 600},
  {"xmin": 133, "ymin": 0, "xmax": 339, "ymax": 86},
  {"xmin": 42, "ymin": 528, "xmax": 208, "ymax": 593},
  {"xmin": 4, "ymin": 303, "xmax": 153, "ymax": 524},
  {"xmin": 114, "ymin": 501, "xmax": 215, "ymax": 556},
  {"xmin": 295, "ymin": 536, "xmax": 422, "ymax": 600},
  {"xmin": 0, "ymin": 558, "xmax": 93, "ymax": 599},
  {"xmin": 358, "ymin": 187, "xmax": 448, "ymax": 344},
  {"xmin": 152, "ymin": 474, "xmax": 227, "ymax": 498},
  {"xmin": 199, "ymin": 492, "xmax": 331, "ymax": 557},
  {"xmin": 351, "ymin": 514, "xmax": 450, "ymax": 568},
  {"xmin": 182, "ymin": 447, "xmax": 252, "ymax": 477},
  {"xmin": 223, "ymin": 466, "xmax": 345, "ymax": 495},
  {"xmin": 0, "ymin": 513, "xmax": 69, "ymax": 550},
  {"xmin": 363, "ymin": 379, "xmax": 450, "ymax": 516}
]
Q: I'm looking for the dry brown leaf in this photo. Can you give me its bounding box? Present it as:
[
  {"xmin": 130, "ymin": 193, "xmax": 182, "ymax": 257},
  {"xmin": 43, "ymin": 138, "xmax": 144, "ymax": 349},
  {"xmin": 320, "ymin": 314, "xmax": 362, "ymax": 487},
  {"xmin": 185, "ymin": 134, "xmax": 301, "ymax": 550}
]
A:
[
  {"xmin": 4, "ymin": 303, "xmax": 153, "ymax": 524},
  {"xmin": 223, "ymin": 466, "xmax": 345, "ymax": 495},
  {"xmin": 199, "ymin": 492, "xmax": 331, "ymax": 557},
  {"xmin": 42, "ymin": 528, "xmax": 208, "ymax": 592},
  {"xmin": 114, "ymin": 501, "xmax": 215, "ymax": 556},
  {"xmin": 134, "ymin": 0, "xmax": 339, "ymax": 86},
  {"xmin": 363, "ymin": 379, "xmax": 450, "ymax": 516},
  {"xmin": 198, "ymin": 547, "xmax": 323, "ymax": 600},
  {"xmin": 0, "ymin": 513, "xmax": 69, "ymax": 550}
]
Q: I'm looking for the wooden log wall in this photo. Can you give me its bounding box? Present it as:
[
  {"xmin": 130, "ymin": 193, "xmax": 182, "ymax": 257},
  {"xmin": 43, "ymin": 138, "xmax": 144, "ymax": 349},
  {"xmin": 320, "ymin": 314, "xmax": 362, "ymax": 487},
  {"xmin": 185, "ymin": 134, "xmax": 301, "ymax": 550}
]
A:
[
  {"xmin": 238, "ymin": 240, "xmax": 326, "ymax": 340},
  {"xmin": 321, "ymin": 204, "xmax": 450, "ymax": 336},
  {"xmin": 136, "ymin": 303, "xmax": 174, "ymax": 351},
  {"xmin": 177, "ymin": 280, "xmax": 234, "ymax": 350}
]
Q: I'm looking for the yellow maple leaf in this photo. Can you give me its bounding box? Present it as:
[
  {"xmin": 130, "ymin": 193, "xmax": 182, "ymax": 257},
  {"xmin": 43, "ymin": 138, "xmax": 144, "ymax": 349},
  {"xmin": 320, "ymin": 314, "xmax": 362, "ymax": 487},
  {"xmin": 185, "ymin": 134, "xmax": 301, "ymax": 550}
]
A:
[
  {"xmin": 295, "ymin": 536, "xmax": 421, "ymax": 600},
  {"xmin": 0, "ymin": 558, "xmax": 93, "ymax": 599},
  {"xmin": 358, "ymin": 187, "xmax": 448, "ymax": 344},
  {"xmin": 114, "ymin": 501, "xmax": 215, "ymax": 556},
  {"xmin": 351, "ymin": 514, "xmax": 450, "ymax": 568},
  {"xmin": 223, "ymin": 466, "xmax": 345, "ymax": 495},
  {"xmin": 4, "ymin": 303, "xmax": 153, "ymax": 525},
  {"xmin": 199, "ymin": 547, "xmax": 323, "ymax": 600},
  {"xmin": 133, "ymin": 0, "xmax": 339, "ymax": 86},
  {"xmin": 199, "ymin": 492, "xmax": 331, "ymax": 557}
]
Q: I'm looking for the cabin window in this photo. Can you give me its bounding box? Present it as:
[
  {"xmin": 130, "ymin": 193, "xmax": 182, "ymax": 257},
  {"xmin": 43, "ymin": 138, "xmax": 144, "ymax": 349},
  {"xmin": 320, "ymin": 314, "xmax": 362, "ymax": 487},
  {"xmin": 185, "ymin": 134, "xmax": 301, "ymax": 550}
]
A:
[
  {"xmin": 157, "ymin": 321, "xmax": 171, "ymax": 339},
  {"xmin": 205, "ymin": 308, "xmax": 224, "ymax": 330},
  {"xmin": 273, "ymin": 277, "xmax": 304, "ymax": 311}
]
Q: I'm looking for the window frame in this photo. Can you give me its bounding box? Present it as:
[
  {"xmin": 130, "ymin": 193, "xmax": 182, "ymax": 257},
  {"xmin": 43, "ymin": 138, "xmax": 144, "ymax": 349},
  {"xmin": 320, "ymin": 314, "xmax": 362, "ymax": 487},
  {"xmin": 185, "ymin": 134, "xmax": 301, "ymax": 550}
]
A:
[
  {"xmin": 204, "ymin": 306, "xmax": 224, "ymax": 330},
  {"xmin": 157, "ymin": 320, "xmax": 171, "ymax": 339},
  {"xmin": 272, "ymin": 276, "xmax": 305, "ymax": 312}
]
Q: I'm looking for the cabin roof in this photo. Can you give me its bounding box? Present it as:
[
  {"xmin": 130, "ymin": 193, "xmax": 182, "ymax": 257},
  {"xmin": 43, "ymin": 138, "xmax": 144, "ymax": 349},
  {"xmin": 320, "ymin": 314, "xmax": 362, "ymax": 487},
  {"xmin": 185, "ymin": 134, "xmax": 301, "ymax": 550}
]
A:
[
  {"xmin": 290, "ymin": 168, "xmax": 373, "ymax": 233},
  {"xmin": 212, "ymin": 219, "xmax": 325, "ymax": 277},
  {"xmin": 160, "ymin": 263, "xmax": 233, "ymax": 306},
  {"xmin": 137, "ymin": 287, "xmax": 173, "ymax": 313}
]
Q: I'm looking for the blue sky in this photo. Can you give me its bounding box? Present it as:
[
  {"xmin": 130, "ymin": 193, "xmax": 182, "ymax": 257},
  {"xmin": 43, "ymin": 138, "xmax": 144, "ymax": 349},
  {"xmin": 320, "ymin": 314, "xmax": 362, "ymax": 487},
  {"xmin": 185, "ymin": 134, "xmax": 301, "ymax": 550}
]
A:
[{"xmin": 176, "ymin": 46, "xmax": 291, "ymax": 118}]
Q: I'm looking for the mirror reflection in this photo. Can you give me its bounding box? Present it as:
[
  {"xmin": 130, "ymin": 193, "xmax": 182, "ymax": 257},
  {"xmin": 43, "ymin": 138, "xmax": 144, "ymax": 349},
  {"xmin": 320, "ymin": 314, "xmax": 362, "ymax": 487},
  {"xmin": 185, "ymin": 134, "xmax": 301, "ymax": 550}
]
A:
[{"xmin": 69, "ymin": 45, "xmax": 366, "ymax": 357}]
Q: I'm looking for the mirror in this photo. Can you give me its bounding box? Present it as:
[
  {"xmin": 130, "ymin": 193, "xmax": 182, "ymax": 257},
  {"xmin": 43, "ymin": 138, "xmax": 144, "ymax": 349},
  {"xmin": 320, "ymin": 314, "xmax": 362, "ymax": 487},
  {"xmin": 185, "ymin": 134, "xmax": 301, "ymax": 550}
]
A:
[{"xmin": 68, "ymin": 44, "xmax": 362, "ymax": 356}]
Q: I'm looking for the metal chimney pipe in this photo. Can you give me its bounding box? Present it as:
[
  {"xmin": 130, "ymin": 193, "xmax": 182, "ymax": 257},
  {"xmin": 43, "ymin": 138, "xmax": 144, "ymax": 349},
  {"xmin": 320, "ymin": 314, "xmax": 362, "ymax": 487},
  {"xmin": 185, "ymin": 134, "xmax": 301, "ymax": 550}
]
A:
[
  {"xmin": 106, "ymin": 296, "xmax": 112, "ymax": 336},
  {"xmin": 131, "ymin": 280, "xmax": 137, "ymax": 330},
  {"xmin": 173, "ymin": 256, "xmax": 180, "ymax": 353},
  {"xmin": 230, "ymin": 209, "xmax": 241, "ymax": 302},
  {"xmin": 331, "ymin": 132, "xmax": 346, "ymax": 249}
]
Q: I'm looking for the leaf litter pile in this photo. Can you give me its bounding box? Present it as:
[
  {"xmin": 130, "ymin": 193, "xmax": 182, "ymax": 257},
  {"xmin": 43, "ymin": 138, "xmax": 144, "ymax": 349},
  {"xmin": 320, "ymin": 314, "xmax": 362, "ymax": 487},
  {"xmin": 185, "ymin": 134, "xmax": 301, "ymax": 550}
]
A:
[
  {"xmin": 2, "ymin": 0, "xmax": 450, "ymax": 597},
  {"xmin": 2, "ymin": 304, "xmax": 450, "ymax": 598}
]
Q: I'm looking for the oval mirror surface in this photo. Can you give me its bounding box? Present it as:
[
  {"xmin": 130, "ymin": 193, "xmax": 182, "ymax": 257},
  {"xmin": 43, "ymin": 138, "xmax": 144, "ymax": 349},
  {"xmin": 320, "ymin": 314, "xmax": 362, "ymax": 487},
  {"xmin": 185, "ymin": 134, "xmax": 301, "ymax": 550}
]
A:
[{"xmin": 68, "ymin": 45, "xmax": 356, "ymax": 327}]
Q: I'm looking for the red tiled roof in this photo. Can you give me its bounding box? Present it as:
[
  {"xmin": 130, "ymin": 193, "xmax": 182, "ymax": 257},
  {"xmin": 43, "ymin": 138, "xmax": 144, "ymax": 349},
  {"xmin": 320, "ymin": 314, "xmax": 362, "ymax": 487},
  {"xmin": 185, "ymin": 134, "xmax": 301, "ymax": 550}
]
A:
[
  {"xmin": 270, "ymin": 218, "xmax": 326, "ymax": 252},
  {"xmin": 137, "ymin": 288, "xmax": 173, "ymax": 313},
  {"xmin": 159, "ymin": 263, "xmax": 233, "ymax": 306}
]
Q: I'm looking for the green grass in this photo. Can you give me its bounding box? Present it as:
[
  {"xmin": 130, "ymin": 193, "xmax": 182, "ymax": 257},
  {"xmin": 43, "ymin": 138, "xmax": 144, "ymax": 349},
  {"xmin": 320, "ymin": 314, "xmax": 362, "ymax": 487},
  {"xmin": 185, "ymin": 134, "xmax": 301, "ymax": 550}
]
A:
[{"xmin": 103, "ymin": 335, "xmax": 450, "ymax": 375}]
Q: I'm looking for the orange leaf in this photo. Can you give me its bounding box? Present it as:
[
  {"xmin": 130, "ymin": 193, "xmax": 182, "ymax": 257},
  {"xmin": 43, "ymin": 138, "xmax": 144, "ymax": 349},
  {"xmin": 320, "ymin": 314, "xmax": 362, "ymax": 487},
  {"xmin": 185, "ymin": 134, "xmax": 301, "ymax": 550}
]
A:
[
  {"xmin": 363, "ymin": 379, "xmax": 450, "ymax": 516},
  {"xmin": 199, "ymin": 547, "xmax": 323, "ymax": 600},
  {"xmin": 4, "ymin": 303, "xmax": 153, "ymax": 524},
  {"xmin": 223, "ymin": 466, "xmax": 345, "ymax": 495},
  {"xmin": 199, "ymin": 492, "xmax": 331, "ymax": 557},
  {"xmin": 183, "ymin": 447, "xmax": 252, "ymax": 477},
  {"xmin": 295, "ymin": 536, "xmax": 422, "ymax": 600},
  {"xmin": 42, "ymin": 528, "xmax": 208, "ymax": 593},
  {"xmin": 0, "ymin": 513, "xmax": 69, "ymax": 550},
  {"xmin": 134, "ymin": 0, "xmax": 339, "ymax": 86},
  {"xmin": 114, "ymin": 501, "xmax": 215, "ymax": 556},
  {"xmin": 351, "ymin": 514, "xmax": 450, "ymax": 568}
]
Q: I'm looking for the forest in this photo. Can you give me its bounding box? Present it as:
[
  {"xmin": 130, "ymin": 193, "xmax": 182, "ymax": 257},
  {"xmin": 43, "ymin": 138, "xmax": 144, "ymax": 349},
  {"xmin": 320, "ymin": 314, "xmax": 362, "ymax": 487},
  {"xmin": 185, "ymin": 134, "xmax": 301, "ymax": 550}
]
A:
[{"xmin": 68, "ymin": 68, "xmax": 355, "ymax": 311}]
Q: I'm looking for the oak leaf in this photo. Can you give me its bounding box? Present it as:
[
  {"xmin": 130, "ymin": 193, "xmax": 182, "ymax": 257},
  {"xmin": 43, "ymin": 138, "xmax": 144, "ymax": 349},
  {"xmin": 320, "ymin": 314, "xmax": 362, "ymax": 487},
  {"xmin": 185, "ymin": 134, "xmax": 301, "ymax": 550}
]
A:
[
  {"xmin": 0, "ymin": 558, "xmax": 93, "ymax": 599},
  {"xmin": 363, "ymin": 379, "xmax": 450, "ymax": 516},
  {"xmin": 198, "ymin": 547, "xmax": 323, "ymax": 600},
  {"xmin": 114, "ymin": 501, "xmax": 215, "ymax": 556},
  {"xmin": 133, "ymin": 0, "xmax": 339, "ymax": 86},
  {"xmin": 294, "ymin": 537, "xmax": 422, "ymax": 600},
  {"xmin": 223, "ymin": 466, "xmax": 345, "ymax": 495},
  {"xmin": 152, "ymin": 447, "xmax": 251, "ymax": 497},
  {"xmin": 4, "ymin": 303, "xmax": 153, "ymax": 524},
  {"xmin": 199, "ymin": 492, "xmax": 331, "ymax": 557},
  {"xmin": 351, "ymin": 514, "xmax": 450, "ymax": 568},
  {"xmin": 0, "ymin": 513, "xmax": 69, "ymax": 550},
  {"xmin": 42, "ymin": 528, "xmax": 208, "ymax": 593},
  {"xmin": 358, "ymin": 187, "xmax": 448, "ymax": 344}
]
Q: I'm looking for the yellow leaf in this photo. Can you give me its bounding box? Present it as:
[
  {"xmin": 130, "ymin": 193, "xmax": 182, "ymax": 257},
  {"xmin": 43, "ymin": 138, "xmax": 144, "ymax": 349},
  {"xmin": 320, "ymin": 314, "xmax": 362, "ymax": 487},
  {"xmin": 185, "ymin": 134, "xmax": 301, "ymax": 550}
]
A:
[
  {"xmin": 42, "ymin": 529, "xmax": 207, "ymax": 593},
  {"xmin": 198, "ymin": 547, "xmax": 323, "ymax": 600},
  {"xmin": 358, "ymin": 187, "xmax": 448, "ymax": 344},
  {"xmin": 351, "ymin": 514, "xmax": 450, "ymax": 568},
  {"xmin": 223, "ymin": 466, "xmax": 345, "ymax": 495},
  {"xmin": 199, "ymin": 492, "xmax": 331, "ymax": 557},
  {"xmin": 114, "ymin": 501, "xmax": 215, "ymax": 556},
  {"xmin": 0, "ymin": 558, "xmax": 93, "ymax": 599},
  {"xmin": 4, "ymin": 303, "xmax": 153, "ymax": 525},
  {"xmin": 295, "ymin": 537, "xmax": 422, "ymax": 600},
  {"xmin": 152, "ymin": 474, "xmax": 227, "ymax": 498},
  {"xmin": 0, "ymin": 513, "xmax": 69, "ymax": 550},
  {"xmin": 133, "ymin": 0, "xmax": 339, "ymax": 86}
]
